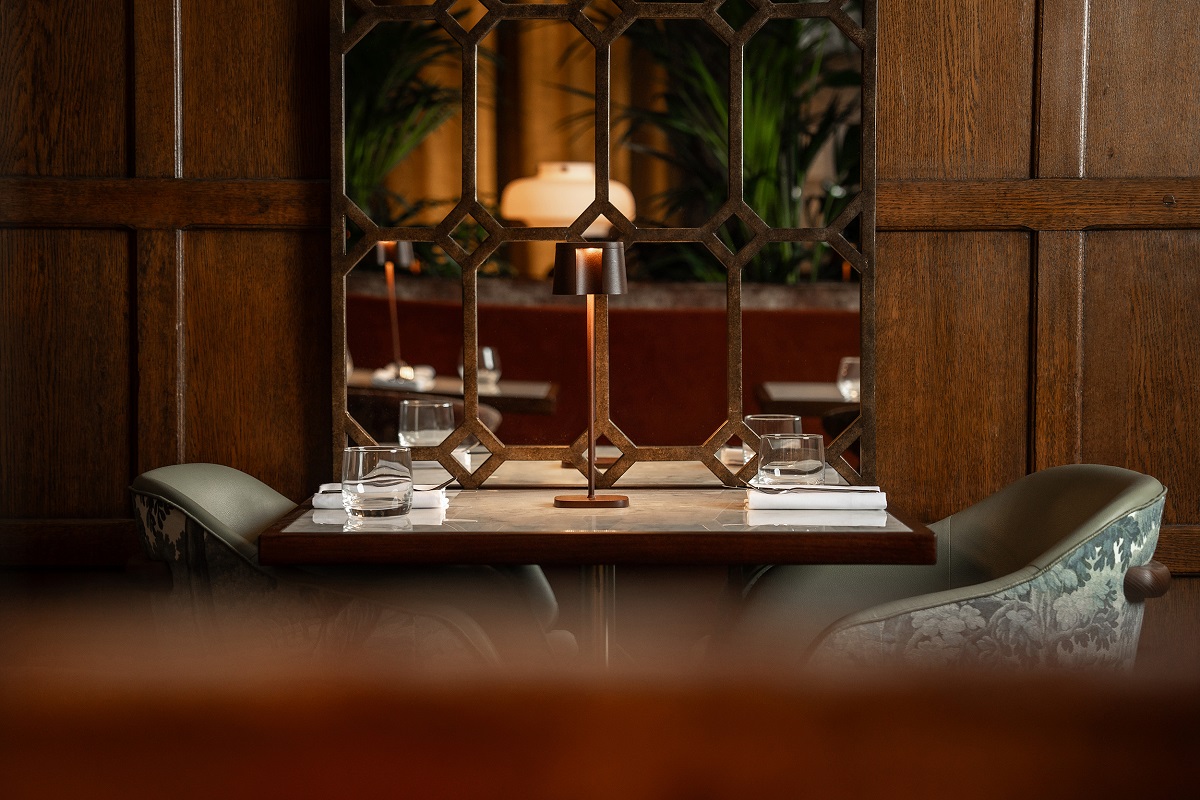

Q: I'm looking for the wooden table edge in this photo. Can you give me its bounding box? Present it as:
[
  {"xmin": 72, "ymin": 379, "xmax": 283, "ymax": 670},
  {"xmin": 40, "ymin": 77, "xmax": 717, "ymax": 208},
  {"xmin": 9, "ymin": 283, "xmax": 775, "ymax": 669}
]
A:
[{"xmin": 258, "ymin": 502, "xmax": 937, "ymax": 568}]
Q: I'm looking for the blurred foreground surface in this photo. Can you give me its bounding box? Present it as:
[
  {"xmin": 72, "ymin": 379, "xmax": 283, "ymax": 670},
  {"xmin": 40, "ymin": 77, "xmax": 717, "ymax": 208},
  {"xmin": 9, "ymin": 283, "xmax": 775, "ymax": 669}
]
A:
[{"xmin": 2, "ymin": 568, "xmax": 1198, "ymax": 799}]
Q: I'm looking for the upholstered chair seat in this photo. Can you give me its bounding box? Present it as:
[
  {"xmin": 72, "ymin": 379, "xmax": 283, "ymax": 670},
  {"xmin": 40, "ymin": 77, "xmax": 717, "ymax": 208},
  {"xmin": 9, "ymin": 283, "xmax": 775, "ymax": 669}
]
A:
[
  {"xmin": 131, "ymin": 463, "xmax": 573, "ymax": 668},
  {"xmin": 731, "ymin": 464, "xmax": 1170, "ymax": 672}
]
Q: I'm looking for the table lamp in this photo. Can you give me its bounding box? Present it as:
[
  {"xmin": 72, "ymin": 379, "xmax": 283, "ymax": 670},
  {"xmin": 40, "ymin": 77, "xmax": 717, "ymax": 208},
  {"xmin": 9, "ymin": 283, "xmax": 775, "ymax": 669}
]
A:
[{"xmin": 552, "ymin": 241, "xmax": 629, "ymax": 509}]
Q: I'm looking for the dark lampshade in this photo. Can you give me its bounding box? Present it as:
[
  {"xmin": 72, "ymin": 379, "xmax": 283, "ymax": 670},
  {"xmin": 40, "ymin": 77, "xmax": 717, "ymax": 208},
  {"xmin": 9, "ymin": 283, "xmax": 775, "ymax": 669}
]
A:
[{"xmin": 552, "ymin": 242, "xmax": 627, "ymax": 296}]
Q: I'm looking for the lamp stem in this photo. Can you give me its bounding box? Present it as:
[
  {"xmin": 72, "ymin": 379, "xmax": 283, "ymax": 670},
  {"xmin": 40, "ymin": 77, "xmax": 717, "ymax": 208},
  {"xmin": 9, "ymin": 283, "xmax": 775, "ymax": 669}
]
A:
[
  {"xmin": 586, "ymin": 293, "xmax": 596, "ymax": 500},
  {"xmin": 384, "ymin": 261, "xmax": 403, "ymax": 366}
]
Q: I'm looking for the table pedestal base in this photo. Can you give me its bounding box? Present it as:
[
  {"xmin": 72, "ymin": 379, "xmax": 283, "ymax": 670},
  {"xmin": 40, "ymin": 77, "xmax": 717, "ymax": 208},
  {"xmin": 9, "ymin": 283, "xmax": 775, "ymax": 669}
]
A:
[{"xmin": 581, "ymin": 565, "xmax": 617, "ymax": 666}]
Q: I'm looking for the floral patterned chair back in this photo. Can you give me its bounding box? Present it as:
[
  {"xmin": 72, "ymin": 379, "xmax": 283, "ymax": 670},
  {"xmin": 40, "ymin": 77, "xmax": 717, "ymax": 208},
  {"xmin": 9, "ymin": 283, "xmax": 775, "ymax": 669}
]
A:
[
  {"xmin": 809, "ymin": 465, "xmax": 1169, "ymax": 672},
  {"xmin": 131, "ymin": 464, "xmax": 500, "ymax": 667}
]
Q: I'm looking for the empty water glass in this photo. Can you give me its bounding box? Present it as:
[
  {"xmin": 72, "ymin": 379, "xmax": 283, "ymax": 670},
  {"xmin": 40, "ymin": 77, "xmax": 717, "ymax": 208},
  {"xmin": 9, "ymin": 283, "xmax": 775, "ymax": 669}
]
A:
[
  {"xmin": 756, "ymin": 433, "xmax": 825, "ymax": 486},
  {"xmin": 398, "ymin": 399, "xmax": 455, "ymax": 447},
  {"xmin": 837, "ymin": 356, "xmax": 861, "ymax": 402},
  {"xmin": 742, "ymin": 414, "xmax": 803, "ymax": 463},
  {"xmin": 342, "ymin": 446, "xmax": 413, "ymax": 517}
]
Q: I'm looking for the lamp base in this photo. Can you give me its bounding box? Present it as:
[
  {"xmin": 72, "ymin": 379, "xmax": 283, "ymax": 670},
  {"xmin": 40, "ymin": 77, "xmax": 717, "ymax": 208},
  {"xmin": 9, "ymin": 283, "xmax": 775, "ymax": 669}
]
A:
[{"xmin": 554, "ymin": 495, "xmax": 630, "ymax": 509}]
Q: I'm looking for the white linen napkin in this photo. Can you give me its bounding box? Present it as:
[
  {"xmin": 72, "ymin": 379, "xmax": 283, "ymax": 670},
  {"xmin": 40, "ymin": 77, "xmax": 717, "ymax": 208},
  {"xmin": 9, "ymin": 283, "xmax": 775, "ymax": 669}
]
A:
[
  {"xmin": 745, "ymin": 509, "xmax": 889, "ymax": 528},
  {"xmin": 745, "ymin": 487, "xmax": 887, "ymax": 510},
  {"xmin": 312, "ymin": 485, "xmax": 447, "ymax": 509},
  {"xmin": 311, "ymin": 506, "xmax": 447, "ymax": 527}
]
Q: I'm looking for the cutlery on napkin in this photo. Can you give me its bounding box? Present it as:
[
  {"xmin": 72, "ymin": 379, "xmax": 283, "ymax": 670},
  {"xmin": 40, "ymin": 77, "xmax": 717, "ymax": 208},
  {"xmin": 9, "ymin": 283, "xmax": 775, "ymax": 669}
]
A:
[{"xmin": 745, "ymin": 487, "xmax": 887, "ymax": 510}]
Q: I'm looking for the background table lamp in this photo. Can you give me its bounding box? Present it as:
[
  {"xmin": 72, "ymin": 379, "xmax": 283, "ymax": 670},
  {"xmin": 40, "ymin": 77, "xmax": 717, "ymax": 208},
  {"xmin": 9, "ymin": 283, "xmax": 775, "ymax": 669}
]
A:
[
  {"xmin": 501, "ymin": 163, "xmax": 635, "ymax": 279},
  {"xmin": 552, "ymin": 242, "xmax": 629, "ymax": 509}
]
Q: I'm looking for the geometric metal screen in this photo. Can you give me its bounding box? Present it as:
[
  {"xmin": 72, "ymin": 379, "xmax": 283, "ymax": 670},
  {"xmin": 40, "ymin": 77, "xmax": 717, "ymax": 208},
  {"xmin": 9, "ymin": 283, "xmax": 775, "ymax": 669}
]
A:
[{"xmin": 331, "ymin": 0, "xmax": 876, "ymax": 488}]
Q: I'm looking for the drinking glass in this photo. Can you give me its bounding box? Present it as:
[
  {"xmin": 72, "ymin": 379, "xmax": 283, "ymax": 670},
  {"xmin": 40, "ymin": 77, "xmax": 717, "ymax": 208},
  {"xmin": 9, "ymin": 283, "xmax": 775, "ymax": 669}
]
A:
[
  {"xmin": 756, "ymin": 433, "xmax": 825, "ymax": 486},
  {"xmin": 742, "ymin": 414, "xmax": 803, "ymax": 463},
  {"xmin": 398, "ymin": 400, "xmax": 455, "ymax": 447},
  {"xmin": 341, "ymin": 446, "xmax": 413, "ymax": 517},
  {"xmin": 458, "ymin": 346, "xmax": 502, "ymax": 391},
  {"xmin": 837, "ymin": 356, "xmax": 861, "ymax": 402}
]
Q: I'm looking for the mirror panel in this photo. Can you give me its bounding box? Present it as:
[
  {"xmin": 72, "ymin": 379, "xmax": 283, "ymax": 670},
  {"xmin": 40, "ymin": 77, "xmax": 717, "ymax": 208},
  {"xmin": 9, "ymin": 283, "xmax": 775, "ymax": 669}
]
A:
[{"xmin": 333, "ymin": 1, "xmax": 875, "ymax": 487}]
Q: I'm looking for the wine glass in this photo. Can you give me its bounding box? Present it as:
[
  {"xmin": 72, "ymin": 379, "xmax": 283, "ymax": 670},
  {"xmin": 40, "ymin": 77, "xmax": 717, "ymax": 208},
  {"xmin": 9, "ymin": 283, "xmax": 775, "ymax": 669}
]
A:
[
  {"xmin": 837, "ymin": 356, "xmax": 861, "ymax": 402},
  {"xmin": 458, "ymin": 346, "xmax": 502, "ymax": 392}
]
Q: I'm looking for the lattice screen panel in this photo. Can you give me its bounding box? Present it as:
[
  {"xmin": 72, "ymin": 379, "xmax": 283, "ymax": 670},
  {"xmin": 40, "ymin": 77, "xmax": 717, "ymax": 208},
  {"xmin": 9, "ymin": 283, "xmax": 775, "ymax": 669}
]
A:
[{"xmin": 332, "ymin": 0, "xmax": 876, "ymax": 488}]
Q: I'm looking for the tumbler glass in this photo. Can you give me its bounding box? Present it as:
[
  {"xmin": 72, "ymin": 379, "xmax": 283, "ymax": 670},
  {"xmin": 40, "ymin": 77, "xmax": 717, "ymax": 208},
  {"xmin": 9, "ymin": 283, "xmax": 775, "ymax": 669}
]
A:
[{"xmin": 341, "ymin": 446, "xmax": 413, "ymax": 517}]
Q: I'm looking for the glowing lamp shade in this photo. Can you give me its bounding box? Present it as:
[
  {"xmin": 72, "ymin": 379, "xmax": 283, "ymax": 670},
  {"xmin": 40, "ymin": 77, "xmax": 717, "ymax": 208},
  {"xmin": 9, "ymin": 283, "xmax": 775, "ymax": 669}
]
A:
[{"xmin": 500, "ymin": 162, "xmax": 635, "ymax": 235}]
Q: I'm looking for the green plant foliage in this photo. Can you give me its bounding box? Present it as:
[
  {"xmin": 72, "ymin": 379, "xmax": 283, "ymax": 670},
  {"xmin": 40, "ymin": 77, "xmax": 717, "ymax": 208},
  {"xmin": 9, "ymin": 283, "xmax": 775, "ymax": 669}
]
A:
[
  {"xmin": 344, "ymin": 20, "xmax": 460, "ymax": 223},
  {"xmin": 566, "ymin": 8, "xmax": 862, "ymax": 283},
  {"xmin": 344, "ymin": 18, "xmax": 512, "ymax": 278}
]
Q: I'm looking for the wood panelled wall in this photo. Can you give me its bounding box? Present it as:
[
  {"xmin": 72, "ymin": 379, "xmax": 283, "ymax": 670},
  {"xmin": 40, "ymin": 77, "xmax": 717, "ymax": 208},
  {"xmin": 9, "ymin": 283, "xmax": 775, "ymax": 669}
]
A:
[
  {"xmin": 1, "ymin": 1, "xmax": 1197, "ymax": 572},
  {"xmin": 876, "ymin": 0, "xmax": 1200, "ymax": 572},
  {"xmin": 0, "ymin": 0, "xmax": 330, "ymax": 565}
]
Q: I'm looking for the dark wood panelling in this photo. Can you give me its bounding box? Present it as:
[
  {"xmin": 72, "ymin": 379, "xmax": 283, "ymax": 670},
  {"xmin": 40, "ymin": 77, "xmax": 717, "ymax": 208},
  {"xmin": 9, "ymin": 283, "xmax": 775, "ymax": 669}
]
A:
[
  {"xmin": 181, "ymin": 0, "xmax": 328, "ymax": 179},
  {"xmin": 0, "ymin": 520, "xmax": 138, "ymax": 567},
  {"xmin": 0, "ymin": 229, "xmax": 133, "ymax": 518},
  {"xmin": 135, "ymin": 229, "xmax": 183, "ymax": 472},
  {"xmin": 182, "ymin": 230, "xmax": 330, "ymax": 502},
  {"xmin": 0, "ymin": 178, "xmax": 328, "ymax": 229},
  {"xmin": 1031, "ymin": 231, "xmax": 1083, "ymax": 469},
  {"xmin": 875, "ymin": 232, "xmax": 1031, "ymax": 521},
  {"xmin": 877, "ymin": 178, "xmax": 1200, "ymax": 231},
  {"xmin": 1085, "ymin": 0, "xmax": 1200, "ymax": 178},
  {"xmin": 878, "ymin": 0, "xmax": 1037, "ymax": 179},
  {"xmin": 1033, "ymin": 0, "xmax": 1090, "ymax": 179},
  {"xmin": 0, "ymin": 0, "xmax": 127, "ymax": 177},
  {"xmin": 1081, "ymin": 231, "xmax": 1200, "ymax": 529},
  {"xmin": 133, "ymin": 0, "xmax": 180, "ymax": 178},
  {"xmin": 1155, "ymin": 529, "xmax": 1200, "ymax": 575}
]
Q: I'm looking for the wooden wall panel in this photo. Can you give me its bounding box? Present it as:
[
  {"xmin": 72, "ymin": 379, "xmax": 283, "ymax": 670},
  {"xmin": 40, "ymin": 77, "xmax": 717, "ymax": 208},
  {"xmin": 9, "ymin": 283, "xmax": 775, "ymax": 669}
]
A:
[
  {"xmin": 877, "ymin": 0, "xmax": 1037, "ymax": 179},
  {"xmin": 0, "ymin": 229, "xmax": 132, "ymax": 518},
  {"xmin": 1084, "ymin": 0, "xmax": 1200, "ymax": 178},
  {"xmin": 183, "ymin": 230, "xmax": 330, "ymax": 501},
  {"xmin": 0, "ymin": 0, "xmax": 128, "ymax": 177},
  {"xmin": 875, "ymin": 232, "xmax": 1031, "ymax": 521},
  {"xmin": 1081, "ymin": 230, "xmax": 1200, "ymax": 527},
  {"xmin": 180, "ymin": 0, "xmax": 327, "ymax": 179}
]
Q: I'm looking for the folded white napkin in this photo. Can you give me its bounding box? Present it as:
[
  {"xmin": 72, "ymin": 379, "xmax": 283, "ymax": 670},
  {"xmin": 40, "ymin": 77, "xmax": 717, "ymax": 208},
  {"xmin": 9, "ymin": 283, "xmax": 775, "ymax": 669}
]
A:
[
  {"xmin": 745, "ymin": 487, "xmax": 887, "ymax": 510},
  {"xmin": 371, "ymin": 363, "xmax": 435, "ymax": 391},
  {"xmin": 311, "ymin": 506, "xmax": 447, "ymax": 527},
  {"xmin": 312, "ymin": 485, "xmax": 447, "ymax": 510},
  {"xmin": 745, "ymin": 509, "xmax": 889, "ymax": 528}
]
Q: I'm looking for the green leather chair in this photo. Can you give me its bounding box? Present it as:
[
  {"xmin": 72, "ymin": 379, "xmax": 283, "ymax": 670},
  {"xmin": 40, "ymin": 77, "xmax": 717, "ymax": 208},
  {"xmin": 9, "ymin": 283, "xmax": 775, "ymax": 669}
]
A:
[
  {"xmin": 131, "ymin": 463, "xmax": 572, "ymax": 667},
  {"xmin": 731, "ymin": 464, "xmax": 1170, "ymax": 672}
]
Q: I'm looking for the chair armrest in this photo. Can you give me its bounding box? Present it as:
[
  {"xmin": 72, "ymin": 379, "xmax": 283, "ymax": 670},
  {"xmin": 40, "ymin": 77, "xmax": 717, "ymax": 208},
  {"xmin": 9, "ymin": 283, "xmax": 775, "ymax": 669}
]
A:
[{"xmin": 1124, "ymin": 560, "xmax": 1171, "ymax": 602}]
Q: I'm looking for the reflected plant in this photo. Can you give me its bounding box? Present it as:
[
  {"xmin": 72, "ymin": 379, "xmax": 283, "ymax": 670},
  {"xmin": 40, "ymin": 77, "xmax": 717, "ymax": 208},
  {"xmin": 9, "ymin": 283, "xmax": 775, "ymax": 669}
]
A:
[
  {"xmin": 344, "ymin": 19, "xmax": 459, "ymax": 223},
  {"xmin": 345, "ymin": 16, "xmax": 511, "ymax": 277},
  {"xmin": 564, "ymin": 6, "xmax": 862, "ymax": 283}
]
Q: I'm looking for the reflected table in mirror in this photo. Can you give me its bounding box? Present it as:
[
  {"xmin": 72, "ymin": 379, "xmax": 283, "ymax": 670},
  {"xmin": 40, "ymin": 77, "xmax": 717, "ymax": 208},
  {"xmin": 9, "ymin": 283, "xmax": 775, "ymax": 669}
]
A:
[
  {"xmin": 259, "ymin": 461, "xmax": 934, "ymax": 666},
  {"xmin": 348, "ymin": 368, "xmax": 558, "ymax": 416},
  {"xmin": 756, "ymin": 381, "xmax": 858, "ymax": 417}
]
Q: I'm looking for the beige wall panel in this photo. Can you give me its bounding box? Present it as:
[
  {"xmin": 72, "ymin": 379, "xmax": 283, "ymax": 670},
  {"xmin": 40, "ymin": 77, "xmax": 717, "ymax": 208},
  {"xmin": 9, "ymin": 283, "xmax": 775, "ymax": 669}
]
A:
[
  {"xmin": 878, "ymin": 0, "xmax": 1037, "ymax": 179},
  {"xmin": 181, "ymin": 0, "xmax": 327, "ymax": 178},
  {"xmin": 0, "ymin": 229, "xmax": 133, "ymax": 518},
  {"xmin": 0, "ymin": 0, "xmax": 127, "ymax": 177},
  {"xmin": 183, "ymin": 230, "xmax": 331, "ymax": 501},
  {"xmin": 1084, "ymin": 0, "xmax": 1200, "ymax": 178},
  {"xmin": 1081, "ymin": 231, "xmax": 1200, "ymax": 526},
  {"xmin": 876, "ymin": 231, "xmax": 1031, "ymax": 521}
]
